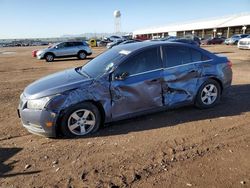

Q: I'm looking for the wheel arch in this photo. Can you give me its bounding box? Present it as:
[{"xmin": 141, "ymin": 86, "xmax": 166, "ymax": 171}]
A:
[
  {"xmin": 44, "ymin": 52, "xmax": 55, "ymax": 57},
  {"xmin": 208, "ymin": 77, "xmax": 223, "ymax": 94},
  {"xmin": 55, "ymin": 100, "xmax": 106, "ymax": 136}
]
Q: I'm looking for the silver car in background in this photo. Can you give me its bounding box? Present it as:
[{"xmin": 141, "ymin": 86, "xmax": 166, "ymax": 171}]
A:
[{"xmin": 36, "ymin": 41, "xmax": 92, "ymax": 62}]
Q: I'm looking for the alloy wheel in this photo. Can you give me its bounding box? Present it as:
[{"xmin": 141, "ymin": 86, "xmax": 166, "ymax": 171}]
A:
[
  {"xmin": 201, "ymin": 84, "xmax": 218, "ymax": 105},
  {"xmin": 67, "ymin": 109, "xmax": 96, "ymax": 136}
]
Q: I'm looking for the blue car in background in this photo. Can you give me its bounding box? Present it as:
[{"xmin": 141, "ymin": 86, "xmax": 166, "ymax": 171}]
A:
[{"xmin": 18, "ymin": 42, "xmax": 232, "ymax": 137}]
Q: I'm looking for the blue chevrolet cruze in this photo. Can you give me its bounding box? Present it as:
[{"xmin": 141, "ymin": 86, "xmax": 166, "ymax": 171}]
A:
[{"xmin": 18, "ymin": 41, "xmax": 232, "ymax": 137}]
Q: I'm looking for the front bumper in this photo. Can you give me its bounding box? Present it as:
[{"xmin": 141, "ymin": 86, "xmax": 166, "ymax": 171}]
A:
[
  {"xmin": 36, "ymin": 52, "xmax": 45, "ymax": 60},
  {"xmin": 18, "ymin": 107, "xmax": 58, "ymax": 137}
]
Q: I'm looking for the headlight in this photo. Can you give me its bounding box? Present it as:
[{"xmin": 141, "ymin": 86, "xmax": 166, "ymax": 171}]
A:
[{"xmin": 27, "ymin": 96, "xmax": 53, "ymax": 110}]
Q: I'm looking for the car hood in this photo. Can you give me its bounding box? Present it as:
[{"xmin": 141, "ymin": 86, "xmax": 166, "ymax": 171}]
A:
[
  {"xmin": 24, "ymin": 68, "xmax": 93, "ymax": 100},
  {"xmin": 37, "ymin": 47, "xmax": 54, "ymax": 53}
]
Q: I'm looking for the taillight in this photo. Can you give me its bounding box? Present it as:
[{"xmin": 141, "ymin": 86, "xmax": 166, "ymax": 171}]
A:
[{"xmin": 227, "ymin": 61, "xmax": 232, "ymax": 68}]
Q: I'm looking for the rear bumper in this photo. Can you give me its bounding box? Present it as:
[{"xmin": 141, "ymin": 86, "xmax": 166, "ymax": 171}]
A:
[
  {"xmin": 238, "ymin": 45, "xmax": 250, "ymax": 49},
  {"xmin": 18, "ymin": 108, "xmax": 58, "ymax": 137}
]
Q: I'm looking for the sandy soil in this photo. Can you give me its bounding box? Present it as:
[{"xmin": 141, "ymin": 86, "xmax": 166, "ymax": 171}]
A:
[{"xmin": 0, "ymin": 45, "xmax": 250, "ymax": 188}]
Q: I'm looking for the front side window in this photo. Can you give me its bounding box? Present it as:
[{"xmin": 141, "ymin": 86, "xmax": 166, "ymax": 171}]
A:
[
  {"xmin": 115, "ymin": 47, "xmax": 161, "ymax": 76},
  {"xmin": 57, "ymin": 43, "xmax": 66, "ymax": 48},
  {"xmin": 65, "ymin": 42, "xmax": 77, "ymax": 47},
  {"xmin": 81, "ymin": 48, "xmax": 125, "ymax": 78},
  {"xmin": 164, "ymin": 46, "xmax": 192, "ymax": 68}
]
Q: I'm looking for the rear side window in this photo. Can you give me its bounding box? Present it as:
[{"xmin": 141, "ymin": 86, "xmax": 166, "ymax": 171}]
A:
[
  {"xmin": 191, "ymin": 49, "xmax": 202, "ymax": 62},
  {"xmin": 164, "ymin": 46, "xmax": 192, "ymax": 68},
  {"xmin": 116, "ymin": 47, "xmax": 161, "ymax": 76},
  {"xmin": 65, "ymin": 42, "xmax": 74, "ymax": 47},
  {"xmin": 191, "ymin": 48, "xmax": 210, "ymax": 61}
]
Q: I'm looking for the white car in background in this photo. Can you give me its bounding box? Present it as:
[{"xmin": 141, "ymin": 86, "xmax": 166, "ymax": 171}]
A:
[
  {"xmin": 36, "ymin": 41, "xmax": 92, "ymax": 62},
  {"xmin": 238, "ymin": 35, "xmax": 250, "ymax": 50}
]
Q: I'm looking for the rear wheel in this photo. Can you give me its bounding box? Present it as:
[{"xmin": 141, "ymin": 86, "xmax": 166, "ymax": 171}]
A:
[
  {"xmin": 195, "ymin": 79, "xmax": 221, "ymax": 109},
  {"xmin": 60, "ymin": 102, "xmax": 101, "ymax": 137},
  {"xmin": 78, "ymin": 51, "xmax": 87, "ymax": 60},
  {"xmin": 45, "ymin": 53, "xmax": 54, "ymax": 62}
]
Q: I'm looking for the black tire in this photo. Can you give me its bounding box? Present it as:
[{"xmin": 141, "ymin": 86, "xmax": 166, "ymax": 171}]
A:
[
  {"xmin": 195, "ymin": 79, "xmax": 221, "ymax": 109},
  {"xmin": 77, "ymin": 51, "xmax": 87, "ymax": 60},
  {"xmin": 45, "ymin": 53, "xmax": 54, "ymax": 62},
  {"xmin": 60, "ymin": 102, "xmax": 101, "ymax": 138}
]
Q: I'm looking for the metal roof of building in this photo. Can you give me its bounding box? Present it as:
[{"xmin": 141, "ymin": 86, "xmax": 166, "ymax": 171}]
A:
[{"xmin": 133, "ymin": 13, "xmax": 250, "ymax": 35}]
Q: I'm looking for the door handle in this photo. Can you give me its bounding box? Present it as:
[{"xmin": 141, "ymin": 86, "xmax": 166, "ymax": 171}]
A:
[{"xmin": 149, "ymin": 79, "xmax": 159, "ymax": 83}]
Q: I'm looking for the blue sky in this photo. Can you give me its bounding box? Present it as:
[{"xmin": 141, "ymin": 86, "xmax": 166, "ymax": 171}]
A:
[{"xmin": 0, "ymin": 0, "xmax": 249, "ymax": 39}]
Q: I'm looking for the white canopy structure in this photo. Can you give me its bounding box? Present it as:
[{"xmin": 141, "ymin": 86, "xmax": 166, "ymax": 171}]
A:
[{"xmin": 133, "ymin": 13, "xmax": 250, "ymax": 38}]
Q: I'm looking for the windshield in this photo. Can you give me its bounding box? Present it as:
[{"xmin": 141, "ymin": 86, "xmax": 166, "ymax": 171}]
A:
[
  {"xmin": 80, "ymin": 48, "xmax": 126, "ymax": 77},
  {"xmin": 232, "ymin": 35, "xmax": 240, "ymax": 38},
  {"xmin": 247, "ymin": 35, "xmax": 250, "ymax": 38}
]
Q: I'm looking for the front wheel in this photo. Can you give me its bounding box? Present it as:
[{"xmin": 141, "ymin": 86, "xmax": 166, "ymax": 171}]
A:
[
  {"xmin": 45, "ymin": 53, "xmax": 54, "ymax": 62},
  {"xmin": 195, "ymin": 79, "xmax": 221, "ymax": 109},
  {"xmin": 60, "ymin": 102, "xmax": 101, "ymax": 137}
]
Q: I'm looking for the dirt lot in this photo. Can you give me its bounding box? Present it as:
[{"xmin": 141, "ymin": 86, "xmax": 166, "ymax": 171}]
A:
[{"xmin": 0, "ymin": 45, "xmax": 250, "ymax": 188}]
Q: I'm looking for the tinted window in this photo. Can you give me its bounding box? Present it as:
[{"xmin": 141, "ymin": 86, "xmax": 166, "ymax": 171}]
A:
[
  {"xmin": 164, "ymin": 46, "xmax": 192, "ymax": 68},
  {"xmin": 190, "ymin": 48, "xmax": 210, "ymax": 62},
  {"xmin": 191, "ymin": 49, "xmax": 202, "ymax": 62},
  {"xmin": 75, "ymin": 42, "xmax": 83, "ymax": 46},
  {"xmin": 65, "ymin": 42, "xmax": 74, "ymax": 47},
  {"xmin": 116, "ymin": 47, "xmax": 160, "ymax": 76}
]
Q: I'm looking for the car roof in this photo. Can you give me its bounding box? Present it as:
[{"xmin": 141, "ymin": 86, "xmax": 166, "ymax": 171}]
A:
[
  {"xmin": 111, "ymin": 41, "xmax": 215, "ymax": 59},
  {"xmin": 113, "ymin": 41, "xmax": 198, "ymax": 51}
]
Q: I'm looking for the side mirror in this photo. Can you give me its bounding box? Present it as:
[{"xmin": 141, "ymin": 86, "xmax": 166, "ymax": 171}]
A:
[{"xmin": 115, "ymin": 72, "xmax": 129, "ymax": 81}]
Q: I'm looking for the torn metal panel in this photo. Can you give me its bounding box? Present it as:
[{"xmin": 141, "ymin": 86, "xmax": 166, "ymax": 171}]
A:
[
  {"xmin": 162, "ymin": 64, "xmax": 200, "ymax": 107},
  {"xmin": 47, "ymin": 76, "xmax": 113, "ymax": 122},
  {"xmin": 110, "ymin": 69, "xmax": 163, "ymax": 119}
]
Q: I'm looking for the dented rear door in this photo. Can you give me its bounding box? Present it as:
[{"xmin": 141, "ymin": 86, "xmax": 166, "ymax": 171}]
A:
[
  {"xmin": 110, "ymin": 47, "xmax": 163, "ymax": 119},
  {"xmin": 162, "ymin": 45, "xmax": 200, "ymax": 107}
]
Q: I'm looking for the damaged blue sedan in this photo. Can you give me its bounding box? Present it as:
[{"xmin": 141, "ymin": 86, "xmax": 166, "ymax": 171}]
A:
[{"xmin": 18, "ymin": 42, "xmax": 232, "ymax": 137}]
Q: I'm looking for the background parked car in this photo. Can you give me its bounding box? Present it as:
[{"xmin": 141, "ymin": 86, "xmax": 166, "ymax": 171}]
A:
[
  {"xmin": 170, "ymin": 38, "xmax": 200, "ymax": 47},
  {"xmin": 183, "ymin": 35, "xmax": 201, "ymax": 46},
  {"xmin": 99, "ymin": 36, "xmax": 122, "ymax": 47},
  {"xmin": 159, "ymin": 36, "xmax": 177, "ymax": 41},
  {"xmin": 106, "ymin": 39, "xmax": 125, "ymax": 49},
  {"xmin": 119, "ymin": 39, "xmax": 142, "ymax": 45},
  {"xmin": 238, "ymin": 35, "xmax": 250, "ymax": 49},
  {"xmin": 36, "ymin": 41, "xmax": 92, "ymax": 62},
  {"xmin": 159, "ymin": 36, "xmax": 200, "ymax": 46},
  {"xmin": 88, "ymin": 39, "xmax": 98, "ymax": 47},
  {"xmin": 224, "ymin": 34, "xmax": 249, "ymax": 45},
  {"xmin": 203, "ymin": 37, "xmax": 226, "ymax": 45}
]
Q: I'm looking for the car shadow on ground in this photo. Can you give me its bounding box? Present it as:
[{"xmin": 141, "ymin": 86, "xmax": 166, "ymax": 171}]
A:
[
  {"xmin": 0, "ymin": 147, "xmax": 40, "ymax": 178},
  {"xmin": 214, "ymin": 51, "xmax": 234, "ymax": 54},
  {"xmin": 87, "ymin": 84, "xmax": 250, "ymax": 138},
  {"xmin": 52, "ymin": 57, "xmax": 94, "ymax": 62}
]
